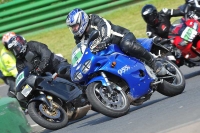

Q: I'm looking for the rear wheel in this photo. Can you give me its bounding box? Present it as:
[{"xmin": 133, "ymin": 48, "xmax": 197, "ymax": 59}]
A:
[
  {"xmin": 157, "ymin": 60, "xmax": 185, "ymax": 96},
  {"xmin": 86, "ymin": 82, "xmax": 130, "ymax": 118},
  {"xmin": 28, "ymin": 101, "xmax": 68, "ymax": 130}
]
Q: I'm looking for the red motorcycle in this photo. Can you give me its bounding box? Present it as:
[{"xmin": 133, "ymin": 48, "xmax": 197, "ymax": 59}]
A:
[{"xmin": 168, "ymin": 17, "xmax": 200, "ymax": 67}]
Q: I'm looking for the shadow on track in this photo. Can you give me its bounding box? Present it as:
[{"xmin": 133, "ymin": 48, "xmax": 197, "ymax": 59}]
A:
[{"xmin": 184, "ymin": 70, "xmax": 200, "ymax": 80}]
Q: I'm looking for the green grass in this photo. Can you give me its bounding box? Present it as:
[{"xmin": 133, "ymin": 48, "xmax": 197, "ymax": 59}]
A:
[
  {"xmin": 0, "ymin": 0, "xmax": 183, "ymax": 84},
  {"xmin": 0, "ymin": 0, "xmax": 12, "ymax": 4}
]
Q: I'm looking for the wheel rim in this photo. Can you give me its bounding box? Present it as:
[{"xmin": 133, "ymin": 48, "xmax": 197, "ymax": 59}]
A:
[
  {"xmin": 162, "ymin": 60, "xmax": 183, "ymax": 86},
  {"xmin": 93, "ymin": 83, "xmax": 127, "ymax": 110},
  {"xmin": 39, "ymin": 103, "xmax": 60, "ymax": 119},
  {"xmin": 36, "ymin": 102, "xmax": 64, "ymax": 122}
]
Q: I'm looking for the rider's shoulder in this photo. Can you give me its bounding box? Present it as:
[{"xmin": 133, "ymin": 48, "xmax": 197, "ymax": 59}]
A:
[{"xmin": 160, "ymin": 8, "xmax": 170, "ymax": 15}]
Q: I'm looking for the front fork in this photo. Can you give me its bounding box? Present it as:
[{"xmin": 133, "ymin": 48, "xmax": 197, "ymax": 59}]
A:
[{"xmin": 100, "ymin": 72, "xmax": 119, "ymax": 94}]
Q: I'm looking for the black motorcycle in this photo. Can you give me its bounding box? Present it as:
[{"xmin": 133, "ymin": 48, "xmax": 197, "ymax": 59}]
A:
[{"xmin": 14, "ymin": 57, "xmax": 91, "ymax": 130}]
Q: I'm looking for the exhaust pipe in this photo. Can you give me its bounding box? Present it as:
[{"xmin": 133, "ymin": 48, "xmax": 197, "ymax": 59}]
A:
[{"xmin": 71, "ymin": 104, "xmax": 91, "ymax": 120}]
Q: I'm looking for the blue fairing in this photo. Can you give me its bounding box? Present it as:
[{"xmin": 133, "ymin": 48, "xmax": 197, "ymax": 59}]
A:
[
  {"xmin": 137, "ymin": 38, "xmax": 153, "ymax": 52},
  {"xmin": 71, "ymin": 42, "xmax": 154, "ymax": 99}
]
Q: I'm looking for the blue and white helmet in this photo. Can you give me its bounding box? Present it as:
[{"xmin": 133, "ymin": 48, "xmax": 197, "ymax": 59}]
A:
[{"xmin": 66, "ymin": 8, "xmax": 89, "ymax": 37}]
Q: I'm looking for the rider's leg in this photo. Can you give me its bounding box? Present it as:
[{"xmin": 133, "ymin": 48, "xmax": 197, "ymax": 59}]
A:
[{"xmin": 120, "ymin": 32, "xmax": 162, "ymax": 73}]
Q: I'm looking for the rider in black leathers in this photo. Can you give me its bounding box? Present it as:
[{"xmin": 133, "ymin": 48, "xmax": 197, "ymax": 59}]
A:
[
  {"xmin": 7, "ymin": 35, "xmax": 71, "ymax": 80},
  {"xmin": 66, "ymin": 8, "xmax": 163, "ymax": 74},
  {"xmin": 141, "ymin": 4, "xmax": 185, "ymax": 43}
]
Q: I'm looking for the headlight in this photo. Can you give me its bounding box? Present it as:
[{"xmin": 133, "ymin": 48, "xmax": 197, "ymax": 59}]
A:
[
  {"xmin": 82, "ymin": 60, "xmax": 91, "ymax": 74},
  {"xmin": 74, "ymin": 71, "xmax": 83, "ymax": 81}
]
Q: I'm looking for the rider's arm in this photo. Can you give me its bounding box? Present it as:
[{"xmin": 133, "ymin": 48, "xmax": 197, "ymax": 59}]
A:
[
  {"xmin": 146, "ymin": 25, "xmax": 158, "ymax": 38},
  {"xmin": 90, "ymin": 14, "xmax": 111, "ymax": 43},
  {"xmin": 29, "ymin": 41, "xmax": 52, "ymax": 72},
  {"xmin": 146, "ymin": 26, "xmax": 162, "ymax": 43},
  {"xmin": 160, "ymin": 8, "xmax": 184, "ymax": 17}
]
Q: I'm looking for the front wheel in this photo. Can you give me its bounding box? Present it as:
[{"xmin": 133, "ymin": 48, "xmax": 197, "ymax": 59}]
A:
[
  {"xmin": 28, "ymin": 101, "xmax": 68, "ymax": 130},
  {"xmin": 86, "ymin": 82, "xmax": 130, "ymax": 118},
  {"xmin": 157, "ymin": 60, "xmax": 185, "ymax": 97}
]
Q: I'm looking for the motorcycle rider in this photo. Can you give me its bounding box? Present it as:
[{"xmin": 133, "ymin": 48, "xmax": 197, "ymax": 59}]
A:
[
  {"xmin": 1, "ymin": 32, "xmax": 18, "ymax": 97},
  {"xmin": 66, "ymin": 8, "xmax": 164, "ymax": 75},
  {"xmin": 7, "ymin": 35, "xmax": 71, "ymax": 80},
  {"xmin": 141, "ymin": 4, "xmax": 187, "ymax": 66},
  {"xmin": 141, "ymin": 4, "xmax": 185, "ymax": 44}
]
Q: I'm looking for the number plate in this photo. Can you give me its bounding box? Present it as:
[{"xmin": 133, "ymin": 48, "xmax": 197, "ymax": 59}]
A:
[
  {"xmin": 21, "ymin": 84, "xmax": 32, "ymax": 97},
  {"xmin": 71, "ymin": 45, "xmax": 86, "ymax": 67},
  {"xmin": 181, "ymin": 27, "xmax": 197, "ymax": 42},
  {"xmin": 16, "ymin": 71, "xmax": 25, "ymax": 87}
]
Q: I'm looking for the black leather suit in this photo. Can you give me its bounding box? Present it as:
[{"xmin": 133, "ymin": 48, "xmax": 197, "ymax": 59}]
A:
[
  {"xmin": 74, "ymin": 14, "xmax": 155, "ymax": 68},
  {"xmin": 146, "ymin": 8, "xmax": 184, "ymax": 40},
  {"xmin": 16, "ymin": 41, "xmax": 71, "ymax": 80}
]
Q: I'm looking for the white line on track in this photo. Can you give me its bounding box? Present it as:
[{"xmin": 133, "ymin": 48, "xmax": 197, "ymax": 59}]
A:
[{"xmin": 31, "ymin": 124, "xmax": 39, "ymax": 127}]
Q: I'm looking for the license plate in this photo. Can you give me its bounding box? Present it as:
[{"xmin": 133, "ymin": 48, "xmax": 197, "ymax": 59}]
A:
[
  {"xmin": 181, "ymin": 27, "xmax": 197, "ymax": 42},
  {"xmin": 21, "ymin": 84, "xmax": 32, "ymax": 97}
]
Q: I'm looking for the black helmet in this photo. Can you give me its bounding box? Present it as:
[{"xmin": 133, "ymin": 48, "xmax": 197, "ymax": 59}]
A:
[
  {"xmin": 7, "ymin": 35, "xmax": 27, "ymax": 59},
  {"xmin": 141, "ymin": 4, "xmax": 159, "ymax": 26}
]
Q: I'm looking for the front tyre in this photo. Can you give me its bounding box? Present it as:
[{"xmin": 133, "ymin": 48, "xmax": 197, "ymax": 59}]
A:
[
  {"xmin": 157, "ymin": 60, "xmax": 185, "ymax": 96},
  {"xmin": 28, "ymin": 101, "xmax": 68, "ymax": 130},
  {"xmin": 86, "ymin": 82, "xmax": 130, "ymax": 118}
]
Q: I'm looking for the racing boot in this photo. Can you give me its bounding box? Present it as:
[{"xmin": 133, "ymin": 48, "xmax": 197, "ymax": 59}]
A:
[{"xmin": 140, "ymin": 51, "xmax": 164, "ymax": 75}]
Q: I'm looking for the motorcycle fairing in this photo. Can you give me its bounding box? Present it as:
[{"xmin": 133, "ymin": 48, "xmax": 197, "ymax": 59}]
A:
[
  {"xmin": 169, "ymin": 18, "xmax": 200, "ymax": 59},
  {"xmin": 136, "ymin": 38, "xmax": 153, "ymax": 52},
  {"xmin": 71, "ymin": 44, "xmax": 154, "ymax": 99},
  {"xmin": 37, "ymin": 77, "xmax": 82, "ymax": 102},
  {"xmin": 15, "ymin": 66, "xmax": 30, "ymax": 92}
]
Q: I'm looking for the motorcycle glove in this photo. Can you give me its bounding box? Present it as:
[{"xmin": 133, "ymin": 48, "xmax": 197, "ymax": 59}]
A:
[
  {"xmin": 188, "ymin": 11, "xmax": 199, "ymax": 20},
  {"xmin": 35, "ymin": 67, "xmax": 42, "ymax": 75},
  {"xmin": 153, "ymin": 36, "xmax": 162, "ymax": 44},
  {"xmin": 90, "ymin": 36, "xmax": 111, "ymax": 52},
  {"xmin": 91, "ymin": 41, "xmax": 108, "ymax": 52}
]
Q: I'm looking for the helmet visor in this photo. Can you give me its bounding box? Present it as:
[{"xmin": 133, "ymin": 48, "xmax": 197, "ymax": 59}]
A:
[
  {"xmin": 10, "ymin": 42, "xmax": 23, "ymax": 58},
  {"xmin": 68, "ymin": 24, "xmax": 80, "ymax": 35},
  {"xmin": 145, "ymin": 12, "xmax": 158, "ymax": 26},
  {"xmin": 8, "ymin": 36, "xmax": 25, "ymax": 58}
]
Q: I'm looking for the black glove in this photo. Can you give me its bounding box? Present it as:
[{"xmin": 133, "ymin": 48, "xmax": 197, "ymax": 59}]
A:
[
  {"xmin": 188, "ymin": 11, "xmax": 198, "ymax": 20},
  {"xmin": 35, "ymin": 67, "xmax": 43, "ymax": 75},
  {"xmin": 153, "ymin": 36, "xmax": 162, "ymax": 44},
  {"xmin": 37, "ymin": 58, "xmax": 50, "ymax": 73},
  {"xmin": 91, "ymin": 41, "xmax": 107, "ymax": 52}
]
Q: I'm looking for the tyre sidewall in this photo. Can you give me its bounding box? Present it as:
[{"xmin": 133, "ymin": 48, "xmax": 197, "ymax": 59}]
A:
[
  {"xmin": 28, "ymin": 101, "xmax": 68, "ymax": 130},
  {"xmin": 157, "ymin": 60, "xmax": 185, "ymax": 96}
]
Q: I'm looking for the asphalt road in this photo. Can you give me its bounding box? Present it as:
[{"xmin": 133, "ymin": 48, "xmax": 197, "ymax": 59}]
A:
[{"xmin": 1, "ymin": 66, "xmax": 200, "ymax": 133}]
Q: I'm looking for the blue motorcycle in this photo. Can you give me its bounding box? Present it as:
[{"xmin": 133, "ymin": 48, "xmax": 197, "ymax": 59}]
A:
[{"xmin": 70, "ymin": 31, "xmax": 185, "ymax": 118}]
